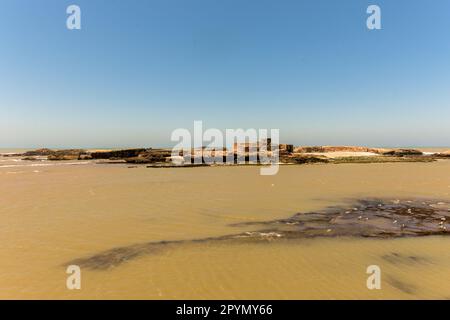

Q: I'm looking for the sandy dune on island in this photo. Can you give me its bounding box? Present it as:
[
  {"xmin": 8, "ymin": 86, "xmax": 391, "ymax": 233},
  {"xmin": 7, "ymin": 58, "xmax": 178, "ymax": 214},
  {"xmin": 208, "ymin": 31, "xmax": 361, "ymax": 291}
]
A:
[{"xmin": 303, "ymin": 151, "xmax": 379, "ymax": 158}]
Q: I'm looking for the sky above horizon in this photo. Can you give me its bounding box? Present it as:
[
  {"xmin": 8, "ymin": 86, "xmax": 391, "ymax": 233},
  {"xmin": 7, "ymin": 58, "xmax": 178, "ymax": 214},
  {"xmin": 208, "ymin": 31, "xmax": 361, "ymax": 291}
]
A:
[{"xmin": 1, "ymin": 0, "xmax": 450, "ymax": 148}]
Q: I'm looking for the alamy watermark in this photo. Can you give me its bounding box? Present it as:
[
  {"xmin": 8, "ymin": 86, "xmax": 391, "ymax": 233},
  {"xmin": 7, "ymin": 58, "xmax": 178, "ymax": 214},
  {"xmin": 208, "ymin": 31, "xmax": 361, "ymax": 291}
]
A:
[
  {"xmin": 170, "ymin": 121, "xmax": 280, "ymax": 175},
  {"xmin": 66, "ymin": 5, "xmax": 81, "ymax": 30},
  {"xmin": 366, "ymin": 265, "xmax": 381, "ymax": 290},
  {"xmin": 66, "ymin": 4, "xmax": 381, "ymax": 31},
  {"xmin": 66, "ymin": 265, "xmax": 81, "ymax": 290},
  {"xmin": 367, "ymin": 5, "xmax": 381, "ymax": 30}
]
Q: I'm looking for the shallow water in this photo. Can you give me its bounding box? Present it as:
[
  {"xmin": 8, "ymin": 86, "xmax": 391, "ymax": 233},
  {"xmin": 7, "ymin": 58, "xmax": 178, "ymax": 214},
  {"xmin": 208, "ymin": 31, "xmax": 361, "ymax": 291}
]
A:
[{"xmin": 1, "ymin": 157, "xmax": 450, "ymax": 299}]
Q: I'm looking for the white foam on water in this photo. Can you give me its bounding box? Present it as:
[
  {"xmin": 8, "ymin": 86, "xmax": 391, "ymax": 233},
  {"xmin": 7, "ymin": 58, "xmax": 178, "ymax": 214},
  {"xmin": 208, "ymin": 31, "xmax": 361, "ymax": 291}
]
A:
[{"xmin": 0, "ymin": 161, "xmax": 91, "ymax": 168}]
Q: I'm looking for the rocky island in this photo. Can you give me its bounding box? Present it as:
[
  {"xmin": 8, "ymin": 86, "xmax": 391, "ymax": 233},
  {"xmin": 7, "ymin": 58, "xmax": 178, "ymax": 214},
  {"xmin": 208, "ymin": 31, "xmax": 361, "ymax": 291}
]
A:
[{"xmin": 7, "ymin": 145, "xmax": 450, "ymax": 167}]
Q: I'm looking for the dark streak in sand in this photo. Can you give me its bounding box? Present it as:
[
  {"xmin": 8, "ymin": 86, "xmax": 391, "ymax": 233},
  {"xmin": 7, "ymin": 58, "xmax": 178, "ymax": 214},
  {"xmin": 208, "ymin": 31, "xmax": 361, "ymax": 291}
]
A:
[
  {"xmin": 386, "ymin": 276, "xmax": 418, "ymax": 295},
  {"xmin": 382, "ymin": 252, "xmax": 431, "ymax": 266},
  {"xmin": 66, "ymin": 198, "xmax": 450, "ymax": 270}
]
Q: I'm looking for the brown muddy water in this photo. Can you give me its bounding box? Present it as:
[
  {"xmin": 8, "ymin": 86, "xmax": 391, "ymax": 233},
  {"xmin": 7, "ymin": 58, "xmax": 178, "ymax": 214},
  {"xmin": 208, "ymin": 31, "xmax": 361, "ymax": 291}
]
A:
[{"xmin": 1, "ymin": 154, "xmax": 450, "ymax": 299}]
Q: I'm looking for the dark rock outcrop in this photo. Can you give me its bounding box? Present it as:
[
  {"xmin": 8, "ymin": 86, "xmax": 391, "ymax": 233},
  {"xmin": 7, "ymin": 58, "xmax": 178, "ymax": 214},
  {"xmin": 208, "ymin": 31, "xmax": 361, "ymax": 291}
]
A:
[
  {"xmin": 47, "ymin": 149, "xmax": 87, "ymax": 161},
  {"xmin": 381, "ymin": 149, "xmax": 423, "ymax": 157},
  {"xmin": 66, "ymin": 198, "xmax": 450, "ymax": 270},
  {"xmin": 15, "ymin": 148, "xmax": 88, "ymax": 160},
  {"xmin": 281, "ymin": 154, "xmax": 329, "ymax": 164},
  {"xmin": 22, "ymin": 148, "xmax": 55, "ymax": 156},
  {"xmin": 279, "ymin": 144, "xmax": 294, "ymax": 154},
  {"xmin": 435, "ymin": 151, "xmax": 450, "ymax": 158},
  {"xmin": 125, "ymin": 149, "xmax": 172, "ymax": 164},
  {"xmin": 90, "ymin": 148, "xmax": 146, "ymax": 159},
  {"xmin": 21, "ymin": 157, "xmax": 40, "ymax": 161},
  {"xmin": 233, "ymin": 198, "xmax": 450, "ymax": 238},
  {"xmin": 78, "ymin": 154, "xmax": 93, "ymax": 160}
]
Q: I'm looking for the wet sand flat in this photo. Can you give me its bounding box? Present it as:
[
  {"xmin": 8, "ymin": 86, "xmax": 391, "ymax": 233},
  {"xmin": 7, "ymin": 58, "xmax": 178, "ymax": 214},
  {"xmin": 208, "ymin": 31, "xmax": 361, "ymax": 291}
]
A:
[{"xmin": 1, "ymin": 160, "xmax": 450, "ymax": 299}]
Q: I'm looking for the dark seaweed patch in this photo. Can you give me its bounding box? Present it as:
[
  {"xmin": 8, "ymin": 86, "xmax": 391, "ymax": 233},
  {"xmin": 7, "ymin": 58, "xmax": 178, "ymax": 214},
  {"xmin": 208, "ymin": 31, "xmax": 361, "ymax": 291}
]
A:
[
  {"xmin": 66, "ymin": 198, "xmax": 450, "ymax": 270},
  {"xmin": 386, "ymin": 276, "xmax": 417, "ymax": 295},
  {"xmin": 382, "ymin": 252, "xmax": 431, "ymax": 266}
]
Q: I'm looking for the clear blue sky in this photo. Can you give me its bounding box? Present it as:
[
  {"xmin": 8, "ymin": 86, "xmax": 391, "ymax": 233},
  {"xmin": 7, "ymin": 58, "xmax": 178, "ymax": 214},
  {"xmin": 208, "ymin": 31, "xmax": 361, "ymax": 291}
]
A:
[{"xmin": 1, "ymin": 0, "xmax": 450, "ymax": 148}]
